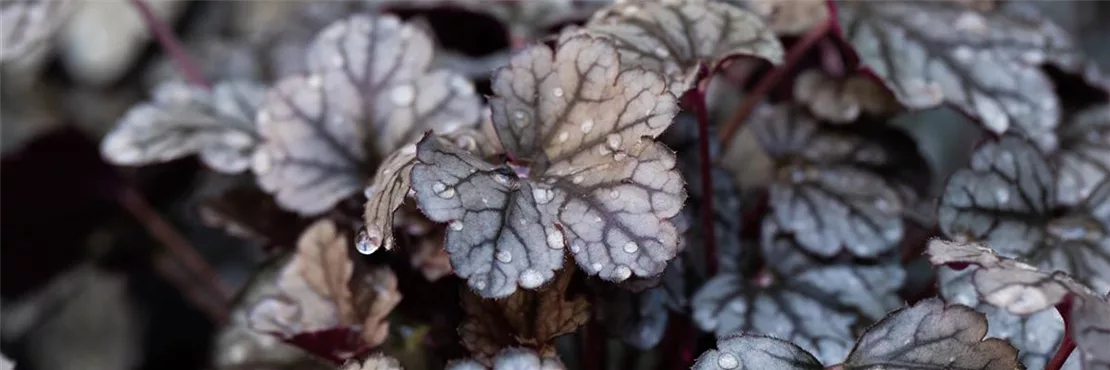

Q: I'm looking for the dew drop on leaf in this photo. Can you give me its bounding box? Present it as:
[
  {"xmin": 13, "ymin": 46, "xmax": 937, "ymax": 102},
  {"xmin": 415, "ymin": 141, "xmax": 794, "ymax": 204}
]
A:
[
  {"xmin": 558, "ymin": 131, "xmax": 570, "ymax": 142},
  {"xmin": 623, "ymin": 242, "xmax": 639, "ymax": 254},
  {"xmin": 552, "ymin": 87, "xmax": 564, "ymax": 97},
  {"xmin": 356, "ymin": 228, "xmax": 378, "ymax": 255},
  {"xmin": 580, "ymin": 119, "xmax": 594, "ymax": 133},
  {"xmin": 546, "ymin": 229, "xmax": 565, "ymax": 249},
  {"xmin": 519, "ymin": 269, "xmax": 544, "ymax": 289},
  {"xmin": 606, "ymin": 134, "xmax": 622, "ymax": 149},
  {"xmin": 614, "ymin": 265, "xmax": 632, "ymax": 281},
  {"xmin": 717, "ymin": 353, "xmax": 739, "ymax": 369},
  {"xmin": 496, "ymin": 250, "xmax": 513, "ymax": 263},
  {"xmin": 450, "ymin": 221, "xmax": 464, "ymax": 231}
]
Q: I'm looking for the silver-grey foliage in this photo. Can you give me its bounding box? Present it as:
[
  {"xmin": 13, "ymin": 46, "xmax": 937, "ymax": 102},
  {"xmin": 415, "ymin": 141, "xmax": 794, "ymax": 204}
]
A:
[
  {"xmin": 410, "ymin": 35, "xmax": 685, "ymax": 298},
  {"xmin": 101, "ymin": 81, "xmax": 266, "ymax": 174},
  {"xmin": 1053, "ymin": 103, "xmax": 1110, "ymax": 205},
  {"xmin": 446, "ymin": 348, "xmax": 565, "ymax": 370},
  {"xmin": 692, "ymin": 334, "xmax": 823, "ymax": 370},
  {"xmin": 0, "ymin": 0, "xmax": 73, "ymax": 61},
  {"xmin": 250, "ymin": 14, "xmax": 482, "ymax": 227}
]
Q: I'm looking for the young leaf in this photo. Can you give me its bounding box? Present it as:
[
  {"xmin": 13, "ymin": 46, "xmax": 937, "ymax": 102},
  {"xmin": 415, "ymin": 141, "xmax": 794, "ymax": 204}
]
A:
[
  {"xmin": 753, "ymin": 104, "xmax": 916, "ymax": 257},
  {"xmin": 690, "ymin": 271, "xmax": 856, "ymax": 364},
  {"xmin": 410, "ymin": 35, "xmax": 685, "ymax": 297},
  {"xmin": 1053, "ymin": 103, "xmax": 1110, "ymax": 205},
  {"xmin": 938, "ymin": 266, "xmax": 1078, "ymax": 369},
  {"xmin": 446, "ymin": 348, "xmax": 566, "ymax": 370},
  {"xmin": 937, "ymin": 134, "xmax": 1110, "ymax": 291},
  {"xmin": 340, "ymin": 354, "xmax": 403, "ymax": 370},
  {"xmin": 247, "ymin": 220, "xmax": 402, "ymax": 361},
  {"xmin": 252, "ymin": 13, "xmax": 481, "ymax": 216},
  {"xmin": 0, "ymin": 0, "xmax": 74, "ymax": 61},
  {"xmin": 101, "ymin": 81, "xmax": 265, "ymax": 173},
  {"xmin": 837, "ymin": 1, "xmax": 1078, "ymax": 148},
  {"xmin": 792, "ymin": 69, "xmax": 902, "ymax": 124},
  {"xmin": 576, "ymin": 0, "xmax": 784, "ymax": 93},
  {"xmin": 692, "ymin": 334, "xmax": 824, "ymax": 370},
  {"xmin": 843, "ymin": 298, "xmax": 1024, "ymax": 370}
]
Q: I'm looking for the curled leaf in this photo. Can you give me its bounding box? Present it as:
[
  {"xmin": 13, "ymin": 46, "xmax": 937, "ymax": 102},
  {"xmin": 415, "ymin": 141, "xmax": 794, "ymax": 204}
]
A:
[
  {"xmin": 411, "ymin": 35, "xmax": 684, "ymax": 297},
  {"xmin": 101, "ymin": 81, "xmax": 265, "ymax": 173},
  {"xmin": 843, "ymin": 298, "xmax": 1024, "ymax": 370},
  {"xmin": 577, "ymin": 0, "xmax": 784, "ymax": 93},
  {"xmin": 252, "ymin": 13, "xmax": 481, "ymax": 215},
  {"xmin": 446, "ymin": 348, "xmax": 566, "ymax": 370},
  {"xmin": 1053, "ymin": 103, "xmax": 1110, "ymax": 205},
  {"xmin": 340, "ymin": 354, "xmax": 403, "ymax": 370},
  {"xmin": 0, "ymin": 0, "xmax": 74, "ymax": 61},
  {"xmin": 938, "ymin": 134, "xmax": 1110, "ymax": 291},
  {"xmin": 692, "ymin": 334, "xmax": 823, "ymax": 370},
  {"xmin": 247, "ymin": 220, "xmax": 402, "ymax": 362},
  {"xmin": 837, "ymin": 1, "xmax": 1078, "ymax": 149}
]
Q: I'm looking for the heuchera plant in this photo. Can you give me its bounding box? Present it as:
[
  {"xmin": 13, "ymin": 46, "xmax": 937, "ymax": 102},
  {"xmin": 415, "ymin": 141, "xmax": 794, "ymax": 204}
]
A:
[{"xmin": 4, "ymin": 0, "xmax": 1100, "ymax": 368}]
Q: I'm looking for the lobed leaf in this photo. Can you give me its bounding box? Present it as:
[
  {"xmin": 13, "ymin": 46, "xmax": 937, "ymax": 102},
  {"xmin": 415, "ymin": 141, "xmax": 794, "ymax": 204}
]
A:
[
  {"xmin": 603, "ymin": 260, "xmax": 686, "ymax": 350},
  {"xmin": 0, "ymin": 0, "xmax": 73, "ymax": 61},
  {"xmin": 252, "ymin": 13, "xmax": 481, "ymax": 217},
  {"xmin": 837, "ymin": 1, "xmax": 1078, "ymax": 150},
  {"xmin": 1053, "ymin": 104, "xmax": 1110, "ymax": 205},
  {"xmin": 938, "ymin": 134, "xmax": 1110, "ymax": 291},
  {"xmin": 692, "ymin": 334, "xmax": 823, "ymax": 370},
  {"xmin": 753, "ymin": 104, "xmax": 913, "ymax": 257},
  {"xmin": 577, "ymin": 0, "xmax": 784, "ymax": 93},
  {"xmin": 1071, "ymin": 292, "xmax": 1110, "ymax": 370},
  {"xmin": 446, "ymin": 348, "xmax": 565, "ymax": 370},
  {"xmin": 411, "ymin": 35, "xmax": 685, "ymax": 297},
  {"xmin": 843, "ymin": 298, "xmax": 1024, "ymax": 370},
  {"xmin": 340, "ymin": 354, "xmax": 403, "ymax": 370},
  {"xmin": 101, "ymin": 81, "xmax": 266, "ymax": 173}
]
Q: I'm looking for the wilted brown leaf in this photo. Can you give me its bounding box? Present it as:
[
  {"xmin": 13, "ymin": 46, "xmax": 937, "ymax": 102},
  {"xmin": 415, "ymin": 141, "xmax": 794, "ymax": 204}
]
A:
[{"xmin": 352, "ymin": 267, "xmax": 402, "ymax": 347}]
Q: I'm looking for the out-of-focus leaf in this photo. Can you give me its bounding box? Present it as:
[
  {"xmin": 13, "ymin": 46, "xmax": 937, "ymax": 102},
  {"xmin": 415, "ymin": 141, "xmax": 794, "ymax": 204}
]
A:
[
  {"xmin": 843, "ymin": 298, "xmax": 1024, "ymax": 370},
  {"xmin": 0, "ymin": 353, "xmax": 12, "ymax": 370},
  {"xmin": 692, "ymin": 334, "xmax": 823, "ymax": 370},
  {"xmin": 792, "ymin": 69, "xmax": 902, "ymax": 124},
  {"xmin": 745, "ymin": 0, "xmax": 828, "ymax": 36},
  {"xmin": 247, "ymin": 220, "xmax": 402, "ymax": 362},
  {"xmin": 340, "ymin": 354, "xmax": 403, "ymax": 370},
  {"xmin": 837, "ymin": 1, "xmax": 1078, "ymax": 150},
  {"xmin": 682, "ymin": 153, "xmax": 745, "ymax": 275},
  {"xmin": 0, "ymin": 0, "xmax": 74, "ymax": 61},
  {"xmin": 410, "ymin": 35, "xmax": 684, "ymax": 297},
  {"xmin": 1072, "ymin": 291, "xmax": 1110, "ymax": 370},
  {"xmin": 101, "ymin": 81, "xmax": 265, "ymax": 173},
  {"xmin": 1054, "ymin": 103, "xmax": 1110, "ymax": 205},
  {"xmin": 690, "ymin": 271, "xmax": 856, "ymax": 364},
  {"xmin": 252, "ymin": 13, "xmax": 481, "ymax": 217},
  {"xmin": 408, "ymin": 230, "xmax": 453, "ymax": 282},
  {"xmin": 458, "ymin": 265, "xmax": 588, "ymax": 363},
  {"xmin": 198, "ymin": 184, "xmax": 307, "ymax": 247},
  {"xmin": 446, "ymin": 348, "xmax": 566, "ymax": 370},
  {"xmin": 937, "ymin": 134, "xmax": 1110, "ymax": 291},
  {"xmin": 753, "ymin": 104, "xmax": 925, "ymax": 257},
  {"xmin": 938, "ymin": 266, "xmax": 1079, "ymax": 369},
  {"xmin": 602, "ymin": 260, "xmax": 686, "ymax": 350},
  {"xmin": 576, "ymin": 0, "xmax": 783, "ymax": 93},
  {"xmin": 761, "ymin": 222, "xmax": 905, "ymax": 320}
]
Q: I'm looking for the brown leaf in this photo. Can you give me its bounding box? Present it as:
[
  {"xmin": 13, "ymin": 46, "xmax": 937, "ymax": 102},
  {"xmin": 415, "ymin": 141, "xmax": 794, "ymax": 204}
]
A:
[
  {"xmin": 459, "ymin": 289, "xmax": 515, "ymax": 363},
  {"xmin": 792, "ymin": 69, "xmax": 902, "ymax": 124},
  {"xmin": 352, "ymin": 267, "xmax": 402, "ymax": 347},
  {"xmin": 296, "ymin": 220, "xmax": 358, "ymax": 324}
]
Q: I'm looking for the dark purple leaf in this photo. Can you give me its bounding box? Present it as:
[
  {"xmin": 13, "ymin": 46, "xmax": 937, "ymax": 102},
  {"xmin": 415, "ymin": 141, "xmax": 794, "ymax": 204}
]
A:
[
  {"xmin": 411, "ymin": 35, "xmax": 684, "ymax": 298},
  {"xmin": 692, "ymin": 334, "xmax": 823, "ymax": 370}
]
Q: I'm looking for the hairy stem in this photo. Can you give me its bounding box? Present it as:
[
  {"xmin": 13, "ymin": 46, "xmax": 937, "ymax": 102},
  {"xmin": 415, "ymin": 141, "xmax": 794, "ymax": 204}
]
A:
[
  {"xmin": 129, "ymin": 0, "xmax": 209, "ymax": 88},
  {"xmin": 118, "ymin": 186, "xmax": 232, "ymax": 320},
  {"xmin": 684, "ymin": 86, "xmax": 719, "ymax": 276},
  {"xmin": 718, "ymin": 18, "xmax": 833, "ymax": 148}
]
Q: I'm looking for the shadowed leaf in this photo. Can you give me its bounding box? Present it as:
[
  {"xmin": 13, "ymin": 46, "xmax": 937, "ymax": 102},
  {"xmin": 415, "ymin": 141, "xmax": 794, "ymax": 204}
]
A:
[
  {"xmin": 101, "ymin": 81, "xmax": 265, "ymax": 173},
  {"xmin": 446, "ymin": 348, "xmax": 566, "ymax": 370},
  {"xmin": 340, "ymin": 354, "xmax": 403, "ymax": 370},
  {"xmin": 1053, "ymin": 104, "xmax": 1110, "ymax": 205},
  {"xmin": 692, "ymin": 334, "xmax": 823, "ymax": 370},
  {"xmin": 792, "ymin": 69, "xmax": 902, "ymax": 124},
  {"xmin": 0, "ymin": 0, "xmax": 73, "ymax": 61}
]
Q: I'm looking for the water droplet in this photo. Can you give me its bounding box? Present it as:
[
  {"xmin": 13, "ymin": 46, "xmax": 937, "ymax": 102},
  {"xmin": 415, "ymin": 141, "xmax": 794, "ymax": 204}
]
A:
[
  {"xmin": 257, "ymin": 111, "xmax": 270, "ymax": 124},
  {"xmin": 496, "ymin": 250, "xmax": 513, "ymax": 263},
  {"xmin": 622, "ymin": 5, "xmax": 640, "ymax": 15},
  {"xmin": 947, "ymin": 356, "xmax": 955, "ymax": 363},
  {"xmin": 717, "ymin": 353, "xmax": 739, "ymax": 369},
  {"xmin": 307, "ymin": 74, "xmax": 322, "ymax": 87},
  {"xmin": 613, "ymin": 265, "xmax": 632, "ymax": 281},
  {"xmin": 552, "ymin": 87, "xmax": 564, "ymax": 97},
  {"xmin": 874, "ymin": 198, "xmax": 890, "ymax": 212},
  {"xmin": 558, "ymin": 131, "xmax": 569, "ymax": 142},
  {"xmin": 546, "ymin": 229, "xmax": 565, "ymax": 249},
  {"xmin": 514, "ymin": 110, "xmax": 529, "ymax": 127},
  {"xmin": 363, "ymin": 186, "xmax": 376, "ymax": 199},
  {"xmin": 533, "ymin": 187, "xmax": 554, "ymax": 204},
  {"xmin": 571, "ymin": 243, "xmax": 581, "ymax": 253},
  {"xmin": 450, "ymin": 221, "xmax": 464, "ymax": 231},
  {"xmin": 654, "ymin": 47, "xmax": 669, "ymax": 58},
  {"xmin": 518, "ymin": 218, "xmax": 527, "ymax": 225},
  {"xmin": 609, "ymin": 189, "xmax": 621, "ymax": 199},
  {"xmin": 995, "ymin": 188, "xmax": 1010, "ymax": 203},
  {"xmin": 613, "ymin": 152, "xmax": 627, "ymax": 161},
  {"xmin": 606, "ymin": 134, "xmax": 622, "ymax": 149},
  {"xmin": 494, "ymin": 174, "xmax": 511, "ymax": 186},
  {"xmin": 519, "ymin": 269, "xmax": 544, "ymax": 288},
  {"xmin": 591, "ymin": 262, "xmax": 603, "ymax": 272},
  {"xmin": 572, "ymin": 175, "xmax": 584, "ymax": 184},
  {"xmin": 622, "ymin": 242, "xmax": 639, "ymax": 253},
  {"xmin": 580, "ymin": 119, "xmax": 594, "ymax": 133},
  {"xmin": 355, "ymin": 229, "xmax": 379, "ymax": 255},
  {"xmin": 473, "ymin": 278, "xmax": 488, "ymax": 290},
  {"xmin": 251, "ymin": 150, "xmax": 272, "ymax": 174},
  {"xmin": 451, "ymin": 75, "xmax": 474, "ymax": 96},
  {"xmin": 437, "ymin": 187, "xmax": 456, "ymax": 198},
  {"xmin": 442, "ymin": 120, "xmax": 461, "ymax": 132},
  {"xmin": 391, "ymin": 84, "xmax": 416, "ymax": 106},
  {"xmin": 481, "ymin": 197, "xmax": 490, "ymax": 205}
]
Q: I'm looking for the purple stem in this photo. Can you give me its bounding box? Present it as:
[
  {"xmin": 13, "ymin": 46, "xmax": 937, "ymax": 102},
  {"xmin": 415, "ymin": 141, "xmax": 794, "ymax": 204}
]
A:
[
  {"xmin": 128, "ymin": 0, "xmax": 209, "ymax": 88},
  {"xmin": 684, "ymin": 87, "xmax": 718, "ymax": 276}
]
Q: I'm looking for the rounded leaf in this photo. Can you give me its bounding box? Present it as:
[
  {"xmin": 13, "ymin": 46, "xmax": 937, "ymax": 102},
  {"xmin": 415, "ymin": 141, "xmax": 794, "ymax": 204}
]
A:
[
  {"xmin": 0, "ymin": 0, "xmax": 74, "ymax": 61},
  {"xmin": 1053, "ymin": 104, "xmax": 1110, "ymax": 205},
  {"xmin": 692, "ymin": 334, "xmax": 823, "ymax": 370}
]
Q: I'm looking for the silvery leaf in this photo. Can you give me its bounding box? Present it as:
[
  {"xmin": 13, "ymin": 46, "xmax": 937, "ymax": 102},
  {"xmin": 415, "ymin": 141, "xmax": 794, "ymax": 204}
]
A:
[
  {"xmin": 843, "ymin": 298, "xmax": 1024, "ymax": 370},
  {"xmin": 446, "ymin": 348, "xmax": 566, "ymax": 370},
  {"xmin": 937, "ymin": 134, "xmax": 1110, "ymax": 291},
  {"xmin": 692, "ymin": 334, "xmax": 823, "ymax": 370},
  {"xmin": 792, "ymin": 69, "xmax": 902, "ymax": 124},
  {"xmin": 578, "ymin": 0, "xmax": 784, "ymax": 93},
  {"xmin": 1053, "ymin": 104, "xmax": 1110, "ymax": 205},
  {"xmin": 252, "ymin": 13, "xmax": 481, "ymax": 215},
  {"xmin": 101, "ymin": 81, "xmax": 265, "ymax": 173},
  {"xmin": 412, "ymin": 35, "xmax": 684, "ymax": 297},
  {"xmin": 340, "ymin": 354, "xmax": 404, "ymax": 370},
  {"xmin": 0, "ymin": 0, "xmax": 74, "ymax": 61},
  {"xmin": 837, "ymin": 1, "xmax": 1079, "ymax": 150}
]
